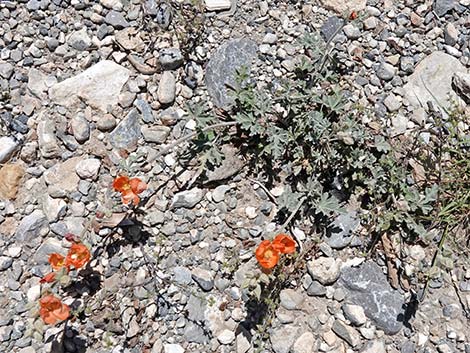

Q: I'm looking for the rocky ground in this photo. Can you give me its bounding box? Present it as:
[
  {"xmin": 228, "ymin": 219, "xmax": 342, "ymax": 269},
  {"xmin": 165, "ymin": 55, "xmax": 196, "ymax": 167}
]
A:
[{"xmin": 0, "ymin": 0, "xmax": 470, "ymax": 353}]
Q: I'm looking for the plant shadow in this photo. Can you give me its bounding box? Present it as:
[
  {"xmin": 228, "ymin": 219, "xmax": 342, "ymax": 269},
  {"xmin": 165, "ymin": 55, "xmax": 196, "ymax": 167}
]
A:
[
  {"xmin": 236, "ymin": 296, "xmax": 270, "ymax": 345},
  {"xmin": 48, "ymin": 323, "xmax": 87, "ymax": 353}
]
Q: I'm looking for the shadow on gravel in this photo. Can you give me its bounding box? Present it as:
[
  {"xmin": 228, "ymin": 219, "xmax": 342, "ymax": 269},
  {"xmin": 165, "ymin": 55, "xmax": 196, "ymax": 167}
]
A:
[
  {"xmin": 397, "ymin": 291, "xmax": 419, "ymax": 331},
  {"xmin": 48, "ymin": 323, "xmax": 87, "ymax": 353},
  {"xmin": 236, "ymin": 297, "xmax": 270, "ymax": 343}
]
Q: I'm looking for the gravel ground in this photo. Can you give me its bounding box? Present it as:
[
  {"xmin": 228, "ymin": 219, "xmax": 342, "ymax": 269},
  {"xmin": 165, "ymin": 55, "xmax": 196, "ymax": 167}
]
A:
[{"xmin": 0, "ymin": 0, "xmax": 469, "ymax": 352}]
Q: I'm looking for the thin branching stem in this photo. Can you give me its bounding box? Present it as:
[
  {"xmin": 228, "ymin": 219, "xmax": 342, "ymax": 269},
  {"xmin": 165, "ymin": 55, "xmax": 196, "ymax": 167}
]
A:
[{"xmin": 146, "ymin": 121, "xmax": 239, "ymax": 164}]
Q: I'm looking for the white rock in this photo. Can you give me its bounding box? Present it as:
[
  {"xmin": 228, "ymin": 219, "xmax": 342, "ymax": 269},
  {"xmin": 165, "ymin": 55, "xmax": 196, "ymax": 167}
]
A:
[
  {"xmin": 42, "ymin": 195, "xmax": 67, "ymax": 222},
  {"xmin": 342, "ymin": 304, "xmax": 367, "ymax": 326},
  {"xmin": 361, "ymin": 340, "xmax": 386, "ymax": 353},
  {"xmin": 391, "ymin": 114, "xmax": 408, "ymax": 136},
  {"xmin": 163, "ymin": 344, "xmax": 184, "ymax": 353},
  {"xmin": 171, "ymin": 188, "xmax": 205, "ymax": 208},
  {"xmin": 7, "ymin": 246, "xmax": 22, "ymax": 258},
  {"xmin": 307, "ymin": 257, "xmax": 341, "ymax": 285},
  {"xmin": 0, "ymin": 136, "xmax": 19, "ymax": 164},
  {"xmin": 27, "ymin": 285, "xmax": 41, "ymax": 302},
  {"xmin": 293, "ymin": 332, "xmax": 315, "ymax": 353},
  {"xmin": 236, "ymin": 333, "xmax": 250, "ymax": 353},
  {"xmin": 75, "ymin": 158, "xmax": 101, "ymax": 180},
  {"xmin": 49, "ymin": 60, "xmax": 130, "ymax": 112},
  {"xmin": 218, "ymin": 329, "xmax": 235, "ymax": 344},
  {"xmin": 100, "ymin": 0, "xmax": 123, "ymax": 10},
  {"xmin": 245, "ymin": 206, "xmax": 257, "ymax": 219},
  {"xmin": 204, "ymin": 0, "xmax": 231, "ymax": 11}
]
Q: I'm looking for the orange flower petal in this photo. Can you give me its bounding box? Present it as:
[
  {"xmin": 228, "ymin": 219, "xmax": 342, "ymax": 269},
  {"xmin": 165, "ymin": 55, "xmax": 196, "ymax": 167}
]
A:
[
  {"xmin": 48, "ymin": 253, "xmax": 65, "ymax": 271},
  {"xmin": 65, "ymin": 243, "xmax": 91, "ymax": 270},
  {"xmin": 39, "ymin": 294, "xmax": 70, "ymax": 325},
  {"xmin": 255, "ymin": 240, "xmax": 280, "ymax": 269},
  {"xmin": 40, "ymin": 272, "xmax": 57, "ymax": 284},
  {"xmin": 272, "ymin": 234, "xmax": 296, "ymax": 254},
  {"xmin": 113, "ymin": 175, "xmax": 130, "ymax": 192},
  {"xmin": 129, "ymin": 178, "xmax": 147, "ymax": 194},
  {"xmin": 121, "ymin": 190, "xmax": 138, "ymax": 205}
]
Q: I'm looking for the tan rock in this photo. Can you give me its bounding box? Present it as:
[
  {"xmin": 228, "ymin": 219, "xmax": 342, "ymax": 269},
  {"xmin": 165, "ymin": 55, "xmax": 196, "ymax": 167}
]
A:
[
  {"xmin": 0, "ymin": 164, "xmax": 25, "ymax": 200},
  {"xmin": 43, "ymin": 157, "xmax": 82, "ymax": 194},
  {"xmin": 319, "ymin": 0, "xmax": 366, "ymax": 14}
]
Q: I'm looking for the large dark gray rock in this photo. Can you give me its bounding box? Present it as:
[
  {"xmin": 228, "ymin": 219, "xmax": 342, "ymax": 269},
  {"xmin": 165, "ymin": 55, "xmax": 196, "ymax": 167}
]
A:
[
  {"xmin": 109, "ymin": 109, "xmax": 141, "ymax": 149},
  {"xmin": 205, "ymin": 38, "xmax": 257, "ymax": 109},
  {"xmin": 340, "ymin": 261, "xmax": 405, "ymax": 334},
  {"xmin": 320, "ymin": 16, "xmax": 344, "ymax": 42},
  {"xmin": 433, "ymin": 0, "xmax": 457, "ymax": 16}
]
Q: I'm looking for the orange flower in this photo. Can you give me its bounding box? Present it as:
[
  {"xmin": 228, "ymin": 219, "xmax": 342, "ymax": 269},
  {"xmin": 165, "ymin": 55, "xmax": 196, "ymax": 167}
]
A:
[
  {"xmin": 48, "ymin": 253, "xmax": 66, "ymax": 271},
  {"xmin": 65, "ymin": 243, "xmax": 91, "ymax": 270},
  {"xmin": 39, "ymin": 294, "xmax": 70, "ymax": 325},
  {"xmin": 113, "ymin": 175, "xmax": 147, "ymax": 205},
  {"xmin": 272, "ymin": 234, "xmax": 296, "ymax": 254},
  {"xmin": 255, "ymin": 240, "xmax": 280, "ymax": 269},
  {"xmin": 40, "ymin": 272, "xmax": 57, "ymax": 284}
]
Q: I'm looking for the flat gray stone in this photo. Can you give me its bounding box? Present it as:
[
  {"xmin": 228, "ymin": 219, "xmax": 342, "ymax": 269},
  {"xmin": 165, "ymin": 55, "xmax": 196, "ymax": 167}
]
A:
[
  {"xmin": 34, "ymin": 238, "xmax": 66, "ymax": 265},
  {"xmin": 141, "ymin": 125, "xmax": 171, "ymax": 144},
  {"xmin": 184, "ymin": 322, "xmax": 209, "ymax": 344},
  {"xmin": 404, "ymin": 51, "xmax": 467, "ymax": 110},
  {"xmin": 67, "ymin": 28, "xmax": 91, "ymax": 51},
  {"xmin": 279, "ymin": 289, "xmax": 304, "ymax": 310},
  {"xmin": 340, "ymin": 261, "xmax": 405, "ymax": 334},
  {"xmin": 171, "ymin": 188, "xmax": 205, "ymax": 209},
  {"xmin": 0, "ymin": 257, "xmax": 13, "ymax": 271},
  {"xmin": 186, "ymin": 294, "xmax": 206, "ymax": 322},
  {"xmin": 159, "ymin": 48, "xmax": 184, "ymax": 70},
  {"xmin": 191, "ymin": 268, "xmax": 214, "ymax": 291},
  {"xmin": 15, "ymin": 210, "xmax": 49, "ymax": 244},
  {"xmin": 270, "ymin": 324, "xmax": 299, "ymax": 353},
  {"xmin": 205, "ymin": 38, "xmax": 257, "ymax": 109},
  {"xmin": 327, "ymin": 211, "xmax": 360, "ymax": 249},
  {"xmin": 331, "ymin": 320, "xmax": 361, "ymax": 347},
  {"xmin": 0, "ymin": 62, "xmax": 14, "ymax": 79},
  {"xmin": 134, "ymin": 99, "xmax": 154, "ymax": 123},
  {"xmin": 105, "ymin": 10, "xmax": 129, "ymax": 29},
  {"xmin": 173, "ymin": 266, "xmax": 192, "ymax": 285},
  {"xmin": 109, "ymin": 109, "xmax": 141, "ymax": 149},
  {"xmin": 205, "ymin": 145, "xmax": 244, "ymax": 183}
]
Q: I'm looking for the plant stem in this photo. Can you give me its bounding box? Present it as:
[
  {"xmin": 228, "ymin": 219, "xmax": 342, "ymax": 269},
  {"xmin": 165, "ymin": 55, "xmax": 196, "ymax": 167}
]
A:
[
  {"xmin": 420, "ymin": 224, "xmax": 449, "ymax": 302},
  {"xmin": 147, "ymin": 121, "xmax": 239, "ymax": 164},
  {"xmin": 275, "ymin": 196, "xmax": 307, "ymax": 236}
]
